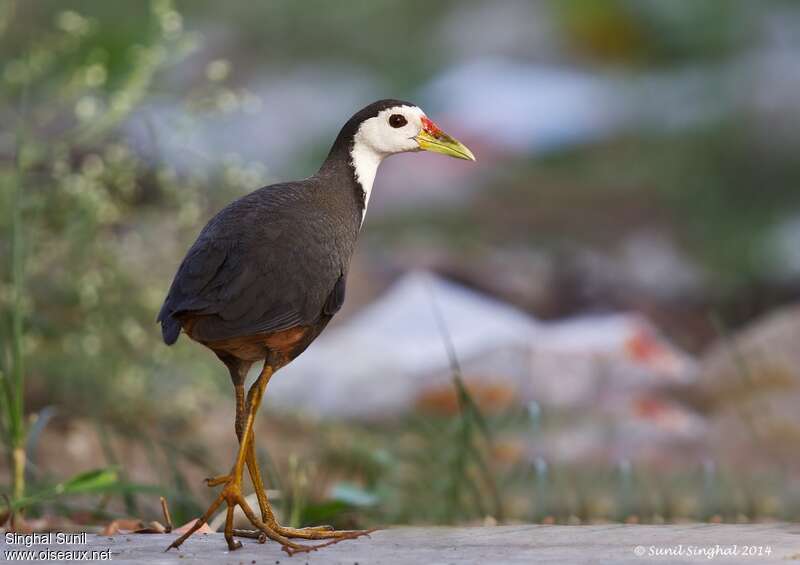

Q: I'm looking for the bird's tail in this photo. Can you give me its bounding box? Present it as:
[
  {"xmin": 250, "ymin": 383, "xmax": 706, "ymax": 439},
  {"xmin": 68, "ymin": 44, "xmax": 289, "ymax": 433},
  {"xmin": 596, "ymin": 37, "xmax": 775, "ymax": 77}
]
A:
[{"xmin": 159, "ymin": 313, "xmax": 182, "ymax": 345}]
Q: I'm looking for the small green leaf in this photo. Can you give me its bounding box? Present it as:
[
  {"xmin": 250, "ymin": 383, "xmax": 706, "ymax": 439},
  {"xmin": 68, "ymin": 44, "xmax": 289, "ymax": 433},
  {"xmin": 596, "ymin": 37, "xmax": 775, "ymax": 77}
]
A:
[
  {"xmin": 300, "ymin": 500, "xmax": 350, "ymax": 526},
  {"xmin": 61, "ymin": 468, "xmax": 119, "ymax": 494},
  {"xmin": 9, "ymin": 467, "xmax": 156, "ymax": 510}
]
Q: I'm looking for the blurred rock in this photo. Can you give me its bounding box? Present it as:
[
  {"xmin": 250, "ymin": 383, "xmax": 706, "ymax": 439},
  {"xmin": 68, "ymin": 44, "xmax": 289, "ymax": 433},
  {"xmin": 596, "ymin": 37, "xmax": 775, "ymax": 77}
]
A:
[
  {"xmin": 698, "ymin": 303, "xmax": 800, "ymax": 395},
  {"xmin": 693, "ymin": 303, "xmax": 800, "ymax": 469}
]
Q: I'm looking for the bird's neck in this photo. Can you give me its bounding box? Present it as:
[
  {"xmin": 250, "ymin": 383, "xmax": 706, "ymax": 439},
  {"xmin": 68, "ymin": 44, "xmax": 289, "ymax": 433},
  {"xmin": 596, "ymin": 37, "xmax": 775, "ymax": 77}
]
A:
[
  {"xmin": 348, "ymin": 141, "xmax": 383, "ymax": 223},
  {"xmin": 318, "ymin": 138, "xmax": 385, "ymax": 226}
]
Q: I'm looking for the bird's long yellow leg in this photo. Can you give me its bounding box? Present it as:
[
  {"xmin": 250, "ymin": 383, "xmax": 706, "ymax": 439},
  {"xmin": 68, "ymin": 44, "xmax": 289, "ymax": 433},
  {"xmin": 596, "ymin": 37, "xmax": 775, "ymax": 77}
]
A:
[
  {"xmin": 229, "ymin": 371, "xmax": 374, "ymax": 542},
  {"xmin": 166, "ymin": 363, "xmax": 369, "ymax": 555},
  {"xmin": 168, "ymin": 365, "xmax": 306, "ymax": 553},
  {"xmin": 231, "ymin": 372, "xmax": 329, "ymax": 533}
]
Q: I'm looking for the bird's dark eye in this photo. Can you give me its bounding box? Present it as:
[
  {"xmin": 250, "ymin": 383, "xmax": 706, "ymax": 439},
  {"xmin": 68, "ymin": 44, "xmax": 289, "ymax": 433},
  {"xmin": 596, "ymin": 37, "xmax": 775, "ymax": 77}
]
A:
[{"xmin": 388, "ymin": 114, "xmax": 407, "ymax": 128}]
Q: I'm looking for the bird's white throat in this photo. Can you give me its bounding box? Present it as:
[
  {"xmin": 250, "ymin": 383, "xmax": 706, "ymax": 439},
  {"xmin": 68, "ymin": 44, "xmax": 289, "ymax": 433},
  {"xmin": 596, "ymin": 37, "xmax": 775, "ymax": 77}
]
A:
[{"xmin": 349, "ymin": 141, "xmax": 385, "ymax": 225}]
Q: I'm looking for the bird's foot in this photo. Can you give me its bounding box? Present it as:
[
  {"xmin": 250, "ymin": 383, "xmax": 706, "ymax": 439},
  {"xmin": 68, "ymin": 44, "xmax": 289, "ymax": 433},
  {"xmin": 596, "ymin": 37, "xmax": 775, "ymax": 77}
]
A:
[{"xmin": 166, "ymin": 474, "xmax": 369, "ymax": 555}]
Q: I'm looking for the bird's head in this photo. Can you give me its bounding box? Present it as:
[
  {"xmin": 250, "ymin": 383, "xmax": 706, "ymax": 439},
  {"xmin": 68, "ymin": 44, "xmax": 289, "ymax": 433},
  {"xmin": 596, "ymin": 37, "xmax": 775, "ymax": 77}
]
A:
[
  {"xmin": 352, "ymin": 101, "xmax": 475, "ymax": 162},
  {"xmin": 323, "ymin": 99, "xmax": 475, "ymax": 220}
]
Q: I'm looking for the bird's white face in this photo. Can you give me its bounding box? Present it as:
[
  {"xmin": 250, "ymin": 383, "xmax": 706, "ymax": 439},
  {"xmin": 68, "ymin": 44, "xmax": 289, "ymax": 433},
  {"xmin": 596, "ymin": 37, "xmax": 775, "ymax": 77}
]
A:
[
  {"xmin": 354, "ymin": 105, "xmax": 476, "ymax": 160},
  {"xmin": 354, "ymin": 105, "xmax": 428, "ymax": 155},
  {"xmin": 349, "ymin": 103, "xmax": 475, "ymax": 224}
]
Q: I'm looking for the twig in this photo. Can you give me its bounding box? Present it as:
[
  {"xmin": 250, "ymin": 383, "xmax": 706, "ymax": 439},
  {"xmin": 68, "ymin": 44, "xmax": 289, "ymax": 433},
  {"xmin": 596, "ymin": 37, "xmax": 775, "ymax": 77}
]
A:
[{"xmin": 160, "ymin": 496, "xmax": 173, "ymax": 533}]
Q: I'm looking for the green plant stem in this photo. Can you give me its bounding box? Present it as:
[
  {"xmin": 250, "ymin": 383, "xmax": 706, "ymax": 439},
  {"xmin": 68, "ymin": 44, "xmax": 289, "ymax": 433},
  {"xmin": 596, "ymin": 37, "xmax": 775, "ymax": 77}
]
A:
[
  {"xmin": 8, "ymin": 77, "xmax": 29, "ymax": 504},
  {"xmin": 0, "ymin": 370, "xmax": 12, "ymax": 466},
  {"xmin": 287, "ymin": 455, "xmax": 307, "ymax": 528},
  {"xmin": 427, "ymin": 282, "xmax": 504, "ymax": 522},
  {"xmin": 12, "ymin": 446, "xmax": 25, "ymax": 501}
]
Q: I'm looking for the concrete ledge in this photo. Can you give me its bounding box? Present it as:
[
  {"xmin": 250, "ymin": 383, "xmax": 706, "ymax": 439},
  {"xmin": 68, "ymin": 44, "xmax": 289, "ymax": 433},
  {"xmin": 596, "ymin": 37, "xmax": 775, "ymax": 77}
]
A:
[{"xmin": 2, "ymin": 524, "xmax": 798, "ymax": 564}]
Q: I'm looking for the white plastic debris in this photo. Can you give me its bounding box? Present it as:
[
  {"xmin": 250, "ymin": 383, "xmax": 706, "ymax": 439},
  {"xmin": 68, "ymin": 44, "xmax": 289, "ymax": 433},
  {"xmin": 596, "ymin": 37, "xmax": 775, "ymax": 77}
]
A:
[{"xmin": 268, "ymin": 271, "xmax": 697, "ymax": 421}]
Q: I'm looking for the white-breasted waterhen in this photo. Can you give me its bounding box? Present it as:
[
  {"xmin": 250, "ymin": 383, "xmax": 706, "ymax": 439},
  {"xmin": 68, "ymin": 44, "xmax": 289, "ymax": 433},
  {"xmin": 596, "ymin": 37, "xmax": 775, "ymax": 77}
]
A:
[{"xmin": 158, "ymin": 99, "xmax": 475, "ymax": 554}]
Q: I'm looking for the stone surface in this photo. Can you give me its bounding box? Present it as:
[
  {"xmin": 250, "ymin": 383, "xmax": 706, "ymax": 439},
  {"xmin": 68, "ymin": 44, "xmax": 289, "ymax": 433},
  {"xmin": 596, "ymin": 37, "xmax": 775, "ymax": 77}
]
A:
[{"xmin": 3, "ymin": 524, "xmax": 798, "ymax": 564}]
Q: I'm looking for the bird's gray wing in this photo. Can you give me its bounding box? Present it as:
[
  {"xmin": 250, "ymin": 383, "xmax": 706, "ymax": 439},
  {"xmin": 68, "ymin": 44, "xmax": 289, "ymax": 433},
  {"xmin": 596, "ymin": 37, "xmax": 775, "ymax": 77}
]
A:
[{"xmin": 158, "ymin": 183, "xmax": 349, "ymax": 344}]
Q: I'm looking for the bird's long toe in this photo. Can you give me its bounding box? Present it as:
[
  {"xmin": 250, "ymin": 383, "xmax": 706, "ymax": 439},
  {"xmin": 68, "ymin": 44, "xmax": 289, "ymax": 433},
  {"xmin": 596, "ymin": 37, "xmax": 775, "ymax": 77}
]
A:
[
  {"xmin": 273, "ymin": 525, "xmax": 378, "ymax": 541},
  {"xmin": 205, "ymin": 474, "xmax": 232, "ymax": 488},
  {"xmin": 232, "ymin": 524, "xmax": 333, "ymax": 541},
  {"xmin": 165, "ymin": 493, "xmax": 225, "ymax": 552}
]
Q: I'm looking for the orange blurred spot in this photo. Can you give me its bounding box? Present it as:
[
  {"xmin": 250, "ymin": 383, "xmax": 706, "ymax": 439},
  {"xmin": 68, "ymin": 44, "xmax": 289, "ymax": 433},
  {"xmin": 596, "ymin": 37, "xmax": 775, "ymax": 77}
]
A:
[
  {"xmin": 415, "ymin": 379, "xmax": 516, "ymax": 416},
  {"xmin": 625, "ymin": 327, "xmax": 665, "ymax": 363},
  {"xmin": 633, "ymin": 396, "xmax": 669, "ymax": 420}
]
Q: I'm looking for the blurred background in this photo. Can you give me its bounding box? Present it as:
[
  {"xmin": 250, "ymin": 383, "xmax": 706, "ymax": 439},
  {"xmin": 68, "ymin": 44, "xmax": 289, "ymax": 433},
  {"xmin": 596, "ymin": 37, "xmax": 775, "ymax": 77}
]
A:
[{"xmin": 3, "ymin": 0, "xmax": 800, "ymax": 533}]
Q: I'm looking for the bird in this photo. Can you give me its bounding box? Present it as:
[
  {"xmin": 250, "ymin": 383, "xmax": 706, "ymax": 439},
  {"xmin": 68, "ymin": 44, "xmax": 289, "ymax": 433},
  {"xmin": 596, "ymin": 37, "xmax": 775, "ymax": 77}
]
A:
[{"xmin": 157, "ymin": 99, "xmax": 475, "ymax": 554}]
